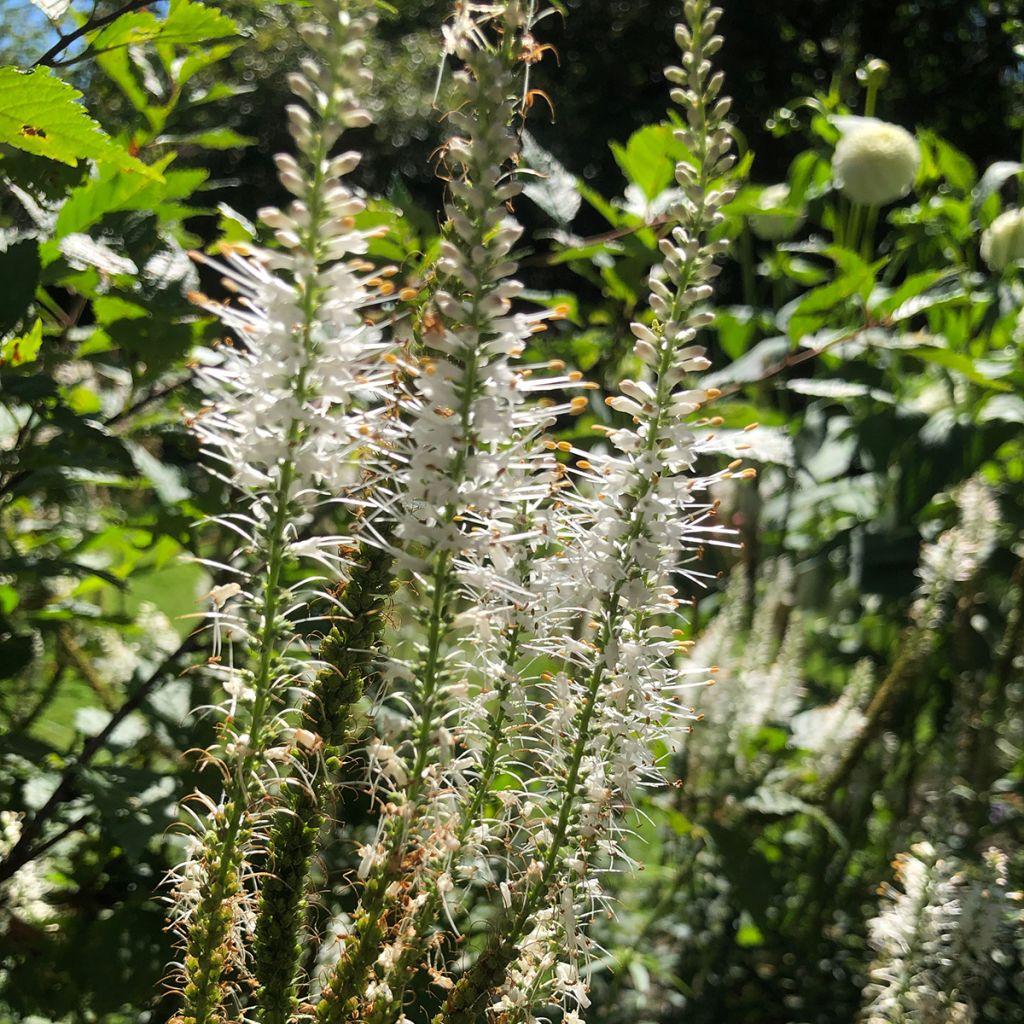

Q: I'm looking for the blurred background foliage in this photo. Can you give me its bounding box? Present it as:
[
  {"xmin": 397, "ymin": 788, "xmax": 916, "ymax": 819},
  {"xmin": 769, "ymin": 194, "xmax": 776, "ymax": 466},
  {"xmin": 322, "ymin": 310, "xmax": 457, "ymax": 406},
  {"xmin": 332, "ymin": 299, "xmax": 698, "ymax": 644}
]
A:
[{"xmin": 1, "ymin": 1, "xmax": 1024, "ymax": 1022}]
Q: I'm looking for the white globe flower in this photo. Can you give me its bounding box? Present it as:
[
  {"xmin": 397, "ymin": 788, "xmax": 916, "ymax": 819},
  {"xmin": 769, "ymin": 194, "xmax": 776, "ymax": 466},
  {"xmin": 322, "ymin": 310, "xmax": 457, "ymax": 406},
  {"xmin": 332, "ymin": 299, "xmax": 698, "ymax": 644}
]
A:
[
  {"xmin": 832, "ymin": 117, "xmax": 920, "ymax": 206},
  {"xmin": 980, "ymin": 208, "xmax": 1024, "ymax": 271},
  {"xmin": 749, "ymin": 183, "xmax": 804, "ymax": 240}
]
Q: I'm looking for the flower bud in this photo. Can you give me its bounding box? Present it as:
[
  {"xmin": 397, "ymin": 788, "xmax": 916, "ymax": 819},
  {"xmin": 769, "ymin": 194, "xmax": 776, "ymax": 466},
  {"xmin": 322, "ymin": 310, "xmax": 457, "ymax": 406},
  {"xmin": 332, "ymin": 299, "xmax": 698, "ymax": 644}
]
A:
[
  {"xmin": 832, "ymin": 118, "xmax": 919, "ymax": 206},
  {"xmin": 749, "ymin": 183, "xmax": 804, "ymax": 240},
  {"xmin": 857, "ymin": 58, "xmax": 890, "ymax": 91},
  {"xmin": 980, "ymin": 207, "xmax": 1024, "ymax": 271}
]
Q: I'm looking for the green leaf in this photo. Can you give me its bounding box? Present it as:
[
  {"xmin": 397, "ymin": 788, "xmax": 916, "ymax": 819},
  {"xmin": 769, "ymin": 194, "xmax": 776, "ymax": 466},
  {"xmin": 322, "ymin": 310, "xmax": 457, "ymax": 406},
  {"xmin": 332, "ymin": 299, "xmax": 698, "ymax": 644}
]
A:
[
  {"xmin": 974, "ymin": 161, "xmax": 1023, "ymax": 212},
  {"xmin": 902, "ymin": 346, "xmax": 1012, "ymax": 391},
  {"xmin": 91, "ymin": 0, "xmax": 239, "ymax": 52},
  {"xmin": 127, "ymin": 442, "xmax": 190, "ymax": 506},
  {"xmin": 871, "ymin": 270, "xmax": 964, "ymax": 321},
  {"xmin": 157, "ymin": 127, "xmax": 254, "ymax": 150},
  {"xmin": 1, "ymin": 319, "xmax": 43, "ymax": 366},
  {"xmin": 735, "ymin": 911, "xmax": 765, "ymax": 948},
  {"xmin": 715, "ymin": 305, "xmax": 759, "ymax": 360},
  {"xmin": 173, "ymin": 42, "xmax": 242, "ymax": 86},
  {"xmin": 978, "ymin": 394, "xmax": 1024, "ymax": 424},
  {"xmin": 0, "ymin": 67, "xmax": 155, "ymax": 175},
  {"xmin": 918, "ymin": 130, "xmax": 975, "ymax": 193},
  {"xmin": 0, "ymin": 239, "xmax": 41, "ymax": 337},
  {"xmin": 53, "ymin": 156, "xmax": 200, "ymax": 239},
  {"xmin": 520, "ymin": 130, "xmax": 581, "ymax": 224},
  {"xmin": 611, "ymin": 123, "xmax": 689, "ymax": 200}
]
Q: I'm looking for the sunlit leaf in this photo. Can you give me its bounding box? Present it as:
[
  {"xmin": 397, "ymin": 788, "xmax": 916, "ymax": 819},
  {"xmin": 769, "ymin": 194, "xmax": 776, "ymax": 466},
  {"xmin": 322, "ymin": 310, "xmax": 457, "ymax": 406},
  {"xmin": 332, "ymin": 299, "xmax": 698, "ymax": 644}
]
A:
[{"xmin": 0, "ymin": 68, "xmax": 156, "ymax": 175}]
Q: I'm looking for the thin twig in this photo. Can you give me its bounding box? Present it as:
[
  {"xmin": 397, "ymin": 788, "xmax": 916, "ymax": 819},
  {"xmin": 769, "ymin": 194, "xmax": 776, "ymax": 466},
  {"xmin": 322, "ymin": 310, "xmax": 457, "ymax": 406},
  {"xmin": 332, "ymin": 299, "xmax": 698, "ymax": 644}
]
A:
[
  {"xmin": 14, "ymin": 662, "xmax": 67, "ymax": 734},
  {"xmin": 107, "ymin": 373, "xmax": 193, "ymax": 433},
  {"xmin": 57, "ymin": 626, "xmax": 118, "ymax": 712},
  {"xmin": 0, "ymin": 631, "xmax": 199, "ymax": 886},
  {"xmin": 33, "ymin": 0, "xmax": 155, "ymax": 68}
]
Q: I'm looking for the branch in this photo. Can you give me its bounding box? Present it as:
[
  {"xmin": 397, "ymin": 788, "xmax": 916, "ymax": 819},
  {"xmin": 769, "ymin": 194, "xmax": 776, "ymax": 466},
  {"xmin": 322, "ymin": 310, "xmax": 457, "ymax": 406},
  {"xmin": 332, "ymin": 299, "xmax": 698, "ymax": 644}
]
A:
[
  {"xmin": 33, "ymin": 0, "xmax": 154, "ymax": 69},
  {"xmin": 0, "ymin": 630, "xmax": 199, "ymax": 886}
]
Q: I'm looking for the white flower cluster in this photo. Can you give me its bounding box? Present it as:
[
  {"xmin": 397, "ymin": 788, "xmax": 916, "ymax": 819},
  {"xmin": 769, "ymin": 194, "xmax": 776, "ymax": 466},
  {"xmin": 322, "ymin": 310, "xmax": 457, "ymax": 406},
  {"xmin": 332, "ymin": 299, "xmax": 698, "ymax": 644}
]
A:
[
  {"xmin": 912, "ymin": 477, "xmax": 998, "ymax": 628},
  {"xmin": 172, "ymin": 3, "xmax": 754, "ymax": 1023},
  {"xmin": 862, "ymin": 843, "xmax": 1021, "ymax": 1024},
  {"xmin": 0, "ymin": 811, "xmax": 53, "ymax": 926},
  {"xmin": 173, "ymin": 5, "xmax": 401, "ymax": 1013},
  {"xmin": 188, "ymin": 3, "xmax": 395, "ymax": 727}
]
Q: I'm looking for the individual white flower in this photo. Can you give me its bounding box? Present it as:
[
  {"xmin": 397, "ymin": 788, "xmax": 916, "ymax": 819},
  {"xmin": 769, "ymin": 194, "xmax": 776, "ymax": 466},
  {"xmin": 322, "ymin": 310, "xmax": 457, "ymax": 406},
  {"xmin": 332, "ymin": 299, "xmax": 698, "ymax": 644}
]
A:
[
  {"xmin": 981, "ymin": 207, "xmax": 1024, "ymax": 271},
  {"xmin": 832, "ymin": 117, "xmax": 920, "ymax": 206},
  {"xmin": 749, "ymin": 183, "xmax": 804, "ymax": 240}
]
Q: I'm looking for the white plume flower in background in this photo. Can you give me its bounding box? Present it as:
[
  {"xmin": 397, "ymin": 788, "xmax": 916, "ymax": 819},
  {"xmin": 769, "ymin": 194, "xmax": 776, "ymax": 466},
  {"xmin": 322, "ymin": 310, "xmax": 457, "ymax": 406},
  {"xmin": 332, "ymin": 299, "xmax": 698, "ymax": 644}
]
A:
[
  {"xmin": 861, "ymin": 843, "xmax": 1020, "ymax": 1024},
  {"xmin": 832, "ymin": 117, "xmax": 920, "ymax": 206}
]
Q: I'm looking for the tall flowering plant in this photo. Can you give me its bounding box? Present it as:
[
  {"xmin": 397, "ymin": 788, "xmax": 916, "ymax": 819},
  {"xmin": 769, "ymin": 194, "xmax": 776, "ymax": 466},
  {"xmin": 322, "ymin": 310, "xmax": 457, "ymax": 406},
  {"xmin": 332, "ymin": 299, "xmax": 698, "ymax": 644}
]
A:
[{"xmin": 169, "ymin": 2, "xmax": 742, "ymax": 1022}]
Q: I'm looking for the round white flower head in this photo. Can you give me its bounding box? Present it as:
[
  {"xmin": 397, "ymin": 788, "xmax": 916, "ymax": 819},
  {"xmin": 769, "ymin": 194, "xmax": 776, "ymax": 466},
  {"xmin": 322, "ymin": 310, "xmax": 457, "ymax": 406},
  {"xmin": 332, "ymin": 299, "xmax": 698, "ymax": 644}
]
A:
[
  {"xmin": 981, "ymin": 207, "xmax": 1024, "ymax": 271},
  {"xmin": 832, "ymin": 117, "xmax": 920, "ymax": 206},
  {"xmin": 749, "ymin": 183, "xmax": 804, "ymax": 240}
]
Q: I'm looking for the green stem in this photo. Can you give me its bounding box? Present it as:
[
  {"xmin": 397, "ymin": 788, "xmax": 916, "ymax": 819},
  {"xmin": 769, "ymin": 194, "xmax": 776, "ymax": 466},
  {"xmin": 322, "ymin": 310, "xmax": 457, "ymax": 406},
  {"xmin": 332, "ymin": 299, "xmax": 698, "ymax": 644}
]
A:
[
  {"xmin": 861, "ymin": 204, "xmax": 879, "ymax": 260},
  {"xmin": 317, "ymin": 34, "xmax": 518, "ymax": 1020},
  {"xmin": 846, "ymin": 200, "xmax": 865, "ymax": 256},
  {"xmin": 740, "ymin": 221, "xmax": 756, "ymax": 306},
  {"xmin": 183, "ymin": 455, "xmax": 298, "ymax": 1024},
  {"xmin": 255, "ymin": 541, "xmax": 394, "ymax": 1024},
  {"xmin": 364, "ymin": 624, "xmax": 526, "ymax": 1024}
]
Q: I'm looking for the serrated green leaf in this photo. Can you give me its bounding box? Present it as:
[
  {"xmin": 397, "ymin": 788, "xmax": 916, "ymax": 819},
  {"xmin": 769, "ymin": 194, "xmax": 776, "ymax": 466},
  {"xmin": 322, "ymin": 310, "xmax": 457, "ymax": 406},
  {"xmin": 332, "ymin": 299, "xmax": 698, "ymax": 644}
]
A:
[
  {"xmin": 53, "ymin": 156, "xmax": 201, "ymax": 239},
  {"xmin": 91, "ymin": 0, "xmax": 239, "ymax": 52},
  {"xmin": 174, "ymin": 42, "xmax": 243, "ymax": 86},
  {"xmin": 0, "ymin": 67, "xmax": 156, "ymax": 175}
]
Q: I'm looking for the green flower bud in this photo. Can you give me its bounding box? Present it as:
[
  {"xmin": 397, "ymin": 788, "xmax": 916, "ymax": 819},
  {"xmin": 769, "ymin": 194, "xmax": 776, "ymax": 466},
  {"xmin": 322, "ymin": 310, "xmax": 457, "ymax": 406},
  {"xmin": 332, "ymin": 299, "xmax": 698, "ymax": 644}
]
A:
[
  {"xmin": 749, "ymin": 183, "xmax": 804, "ymax": 241},
  {"xmin": 857, "ymin": 58, "xmax": 891, "ymax": 91}
]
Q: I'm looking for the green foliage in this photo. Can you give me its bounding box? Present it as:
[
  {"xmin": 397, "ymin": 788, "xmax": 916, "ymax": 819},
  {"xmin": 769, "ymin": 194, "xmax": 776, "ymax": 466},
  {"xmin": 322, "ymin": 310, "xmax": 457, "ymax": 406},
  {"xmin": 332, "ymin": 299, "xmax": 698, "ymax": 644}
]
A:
[
  {"xmin": 0, "ymin": 66, "xmax": 153, "ymax": 173},
  {"xmin": 1, "ymin": 2, "xmax": 1023, "ymax": 1023}
]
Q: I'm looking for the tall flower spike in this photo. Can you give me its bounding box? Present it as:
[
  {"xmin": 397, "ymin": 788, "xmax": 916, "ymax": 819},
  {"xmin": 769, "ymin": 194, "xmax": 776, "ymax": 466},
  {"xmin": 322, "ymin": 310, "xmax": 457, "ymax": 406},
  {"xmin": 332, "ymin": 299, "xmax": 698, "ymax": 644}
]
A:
[
  {"xmin": 314, "ymin": 5, "xmax": 584, "ymax": 1019},
  {"xmin": 435, "ymin": 4, "xmax": 740, "ymax": 1021},
  {"xmin": 171, "ymin": 4, "xmax": 394, "ymax": 1023}
]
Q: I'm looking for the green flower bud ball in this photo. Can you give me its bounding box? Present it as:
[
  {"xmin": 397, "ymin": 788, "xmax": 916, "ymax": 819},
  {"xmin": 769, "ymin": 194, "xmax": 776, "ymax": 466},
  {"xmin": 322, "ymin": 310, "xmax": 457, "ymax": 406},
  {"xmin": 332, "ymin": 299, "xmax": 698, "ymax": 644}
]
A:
[
  {"xmin": 832, "ymin": 119, "xmax": 920, "ymax": 207},
  {"xmin": 749, "ymin": 183, "xmax": 804, "ymax": 241},
  {"xmin": 981, "ymin": 208, "xmax": 1024, "ymax": 272}
]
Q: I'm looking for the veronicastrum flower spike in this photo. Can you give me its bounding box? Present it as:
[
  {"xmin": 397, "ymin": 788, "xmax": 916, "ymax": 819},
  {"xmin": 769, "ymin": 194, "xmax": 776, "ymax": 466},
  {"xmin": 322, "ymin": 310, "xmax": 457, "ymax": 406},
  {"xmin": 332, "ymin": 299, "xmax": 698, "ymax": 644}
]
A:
[
  {"xmin": 170, "ymin": 4, "xmax": 395, "ymax": 1022},
  {"xmin": 433, "ymin": 4, "xmax": 745, "ymax": 1020},
  {"xmin": 314, "ymin": 4, "xmax": 582, "ymax": 1020}
]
